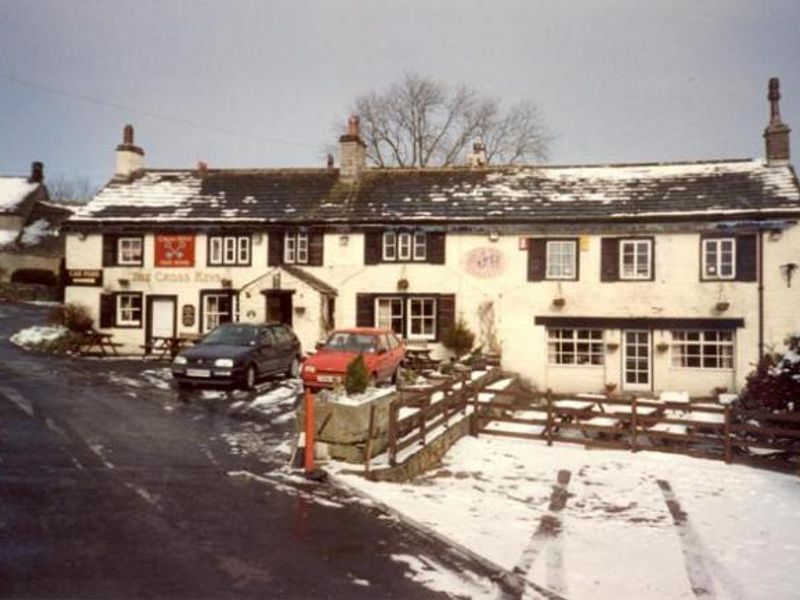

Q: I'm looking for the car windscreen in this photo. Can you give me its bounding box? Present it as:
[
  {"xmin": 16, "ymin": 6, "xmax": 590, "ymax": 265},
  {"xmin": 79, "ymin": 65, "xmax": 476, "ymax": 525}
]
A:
[
  {"xmin": 323, "ymin": 332, "xmax": 377, "ymax": 353},
  {"xmin": 202, "ymin": 325, "xmax": 258, "ymax": 346}
]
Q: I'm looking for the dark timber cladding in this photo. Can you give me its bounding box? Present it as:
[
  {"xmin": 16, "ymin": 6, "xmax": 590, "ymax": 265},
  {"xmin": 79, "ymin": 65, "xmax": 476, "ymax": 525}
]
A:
[{"xmin": 534, "ymin": 316, "xmax": 745, "ymax": 330}]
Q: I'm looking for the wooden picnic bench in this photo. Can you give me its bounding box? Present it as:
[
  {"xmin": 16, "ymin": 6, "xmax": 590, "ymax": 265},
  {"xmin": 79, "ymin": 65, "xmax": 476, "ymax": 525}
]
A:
[
  {"xmin": 72, "ymin": 330, "xmax": 122, "ymax": 357},
  {"xmin": 142, "ymin": 335, "xmax": 192, "ymax": 360},
  {"xmin": 404, "ymin": 347, "xmax": 441, "ymax": 371}
]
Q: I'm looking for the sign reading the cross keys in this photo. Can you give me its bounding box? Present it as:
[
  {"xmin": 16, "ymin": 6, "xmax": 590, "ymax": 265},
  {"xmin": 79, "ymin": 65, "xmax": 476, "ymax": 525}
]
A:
[{"xmin": 155, "ymin": 234, "xmax": 195, "ymax": 267}]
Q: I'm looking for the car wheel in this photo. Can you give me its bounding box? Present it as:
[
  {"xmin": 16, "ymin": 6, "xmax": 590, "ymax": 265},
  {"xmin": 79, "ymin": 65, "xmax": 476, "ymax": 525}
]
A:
[
  {"xmin": 286, "ymin": 357, "xmax": 300, "ymax": 378},
  {"xmin": 242, "ymin": 365, "xmax": 257, "ymax": 390}
]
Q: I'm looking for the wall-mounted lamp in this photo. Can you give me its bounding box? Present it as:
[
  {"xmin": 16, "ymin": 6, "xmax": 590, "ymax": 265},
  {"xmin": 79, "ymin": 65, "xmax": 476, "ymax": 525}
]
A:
[
  {"xmin": 769, "ymin": 230, "xmax": 783, "ymax": 242},
  {"xmin": 339, "ymin": 234, "xmax": 350, "ymax": 247},
  {"xmin": 488, "ymin": 230, "xmax": 500, "ymax": 242},
  {"xmin": 78, "ymin": 232, "xmax": 87, "ymax": 241},
  {"xmin": 780, "ymin": 262, "xmax": 798, "ymax": 287}
]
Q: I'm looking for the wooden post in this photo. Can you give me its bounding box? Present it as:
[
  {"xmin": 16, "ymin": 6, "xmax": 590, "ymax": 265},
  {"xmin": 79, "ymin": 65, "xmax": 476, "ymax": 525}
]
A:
[
  {"xmin": 630, "ymin": 396, "xmax": 638, "ymax": 452},
  {"xmin": 724, "ymin": 405, "xmax": 732, "ymax": 463},
  {"xmin": 546, "ymin": 388, "xmax": 554, "ymax": 446},
  {"xmin": 389, "ymin": 400, "xmax": 398, "ymax": 467},
  {"xmin": 364, "ymin": 405, "xmax": 376, "ymax": 475},
  {"xmin": 420, "ymin": 405, "xmax": 427, "ymax": 446},
  {"xmin": 303, "ymin": 388, "xmax": 315, "ymax": 476}
]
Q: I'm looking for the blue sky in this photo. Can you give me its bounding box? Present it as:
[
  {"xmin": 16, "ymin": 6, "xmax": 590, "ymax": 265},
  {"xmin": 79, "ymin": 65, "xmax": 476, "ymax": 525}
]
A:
[{"xmin": 1, "ymin": 0, "xmax": 798, "ymax": 188}]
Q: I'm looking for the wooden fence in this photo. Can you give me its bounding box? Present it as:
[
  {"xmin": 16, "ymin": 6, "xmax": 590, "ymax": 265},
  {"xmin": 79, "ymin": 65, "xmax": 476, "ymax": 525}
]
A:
[
  {"xmin": 384, "ymin": 369, "xmax": 505, "ymax": 466},
  {"xmin": 474, "ymin": 390, "xmax": 800, "ymax": 472}
]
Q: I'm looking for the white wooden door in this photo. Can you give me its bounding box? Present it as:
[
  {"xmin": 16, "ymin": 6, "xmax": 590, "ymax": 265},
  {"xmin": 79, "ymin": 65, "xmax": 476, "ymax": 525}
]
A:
[
  {"xmin": 622, "ymin": 330, "xmax": 651, "ymax": 391},
  {"xmin": 150, "ymin": 298, "xmax": 176, "ymax": 339}
]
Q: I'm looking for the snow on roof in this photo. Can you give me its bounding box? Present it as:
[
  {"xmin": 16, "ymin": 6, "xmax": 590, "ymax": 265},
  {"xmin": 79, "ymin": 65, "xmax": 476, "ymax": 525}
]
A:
[
  {"xmin": 68, "ymin": 159, "xmax": 800, "ymax": 226},
  {"xmin": 0, "ymin": 177, "xmax": 39, "ymax": 213}
]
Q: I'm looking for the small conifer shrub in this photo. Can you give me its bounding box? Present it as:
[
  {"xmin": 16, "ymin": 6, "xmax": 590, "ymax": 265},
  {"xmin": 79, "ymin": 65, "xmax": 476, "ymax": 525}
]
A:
[{"xmin": 345, "ymin": 353, "xmax": 370, "ymax": 395}]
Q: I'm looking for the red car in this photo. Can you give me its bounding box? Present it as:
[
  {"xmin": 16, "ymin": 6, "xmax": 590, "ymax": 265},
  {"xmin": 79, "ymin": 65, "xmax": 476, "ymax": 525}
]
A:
[{"xmin": 301, "ymin": 328, "xmax": 406, "ymax": 389}]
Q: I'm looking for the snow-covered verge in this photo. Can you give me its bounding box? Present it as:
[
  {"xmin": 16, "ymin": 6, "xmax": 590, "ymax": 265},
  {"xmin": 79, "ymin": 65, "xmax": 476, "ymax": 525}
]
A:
[
  {"xmin": 333, "ymin": 436, "xmax": 800, "ymax": 600},
  {"xmin": 10, "ymin": 324, "xmax": 69, "ymax": 351}
]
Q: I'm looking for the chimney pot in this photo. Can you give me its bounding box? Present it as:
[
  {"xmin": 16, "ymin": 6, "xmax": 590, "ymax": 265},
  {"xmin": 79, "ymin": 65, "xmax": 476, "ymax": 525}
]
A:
[
  {"xmin": 123, "ymin": 124, "xmax": 135, "ymax": 145},
  {"xmin": 347, "ymin": 115, "xmax": 360, "ymax": 137},
  {"xmin": 470, "ymin": 139, "xmax": 487, "ymax": 168},
  {"xmin": 197, "ymin": 161, "xmax": 208, "ymax": 174},
  {"xmin": 326, "ymin": 153, "xmax": 334, "ymax": 169},
  {"xmin": 29, "ymin": 161, "xmax": 44, "ymax": 183},
  {"xmin": 764, "ymin": 77, "xmax": 791, "ymax": 166}
]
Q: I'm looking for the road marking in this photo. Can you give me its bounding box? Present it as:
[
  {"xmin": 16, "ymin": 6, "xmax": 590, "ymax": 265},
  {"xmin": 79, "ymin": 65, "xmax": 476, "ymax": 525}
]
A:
[{"xmin": 0, "ymin": 383, "xmax": 34, "ymax": 417}]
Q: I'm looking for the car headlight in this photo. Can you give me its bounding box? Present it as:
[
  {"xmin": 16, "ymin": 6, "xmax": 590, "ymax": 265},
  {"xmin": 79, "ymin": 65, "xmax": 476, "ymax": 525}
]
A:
[
  {"xmin": 214, "ymin": 358, "xmax": 234, "ymax": 368},
  {"xmin": 303, "ymin": 364, "xmax": 316, "ymax": 374},
  {"xmin": 173, "ymin": 356, "xmax": 187, "ymax": 365}
]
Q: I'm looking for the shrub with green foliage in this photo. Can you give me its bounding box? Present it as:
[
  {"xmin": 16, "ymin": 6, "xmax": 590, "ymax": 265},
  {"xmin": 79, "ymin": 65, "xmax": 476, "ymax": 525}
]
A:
[
  {"xmin": 442, "ymin": 316, "xmax": 476, "ymax": 360},
  {"xmin": 345, "ymin": 353, "xmax": 370, "ymax": 395},
  {"xmin": 49, "ymin": 303, "xmax": 94, "ymax": 333},
  {"xmin": 738, "ymin": 335, "xmax": 800, "ymax": 413}
]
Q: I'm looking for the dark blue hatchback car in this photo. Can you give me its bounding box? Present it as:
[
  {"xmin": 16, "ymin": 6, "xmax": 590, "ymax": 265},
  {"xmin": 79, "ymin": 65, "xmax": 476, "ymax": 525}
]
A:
[{"xmin": 171, "ymin": 322, "xmax": 301, "ymax": 389}]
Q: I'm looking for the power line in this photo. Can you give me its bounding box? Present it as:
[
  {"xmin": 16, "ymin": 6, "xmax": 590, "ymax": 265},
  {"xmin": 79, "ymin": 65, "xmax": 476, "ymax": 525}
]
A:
[{"xmin": 1, "ymin": 71, "xmax": 319, "ymax": 149}]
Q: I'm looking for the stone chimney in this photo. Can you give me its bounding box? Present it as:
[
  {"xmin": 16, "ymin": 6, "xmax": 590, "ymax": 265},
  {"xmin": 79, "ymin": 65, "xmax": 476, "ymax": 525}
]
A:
[
  {"xmin": 28, "ymin": 161, "xmax": 44, "ymax": 183},
  {"xmin": 764, "ymin": 77, "xmax": 791, "ymax": 166},
  {"xmin": 470, "ymin": 139, "xmax": 487, "ymax": 168},
  {"xmin": 339, "ymin": 115, "xmax": 366, "ymax": 183},
  {"xmin": 115, "ymin": 124, "xmax": 145, "ymax": 178}
]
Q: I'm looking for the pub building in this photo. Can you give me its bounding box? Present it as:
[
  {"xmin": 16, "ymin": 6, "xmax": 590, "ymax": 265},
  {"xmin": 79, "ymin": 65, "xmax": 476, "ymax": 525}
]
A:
[{"xmin": 64, "ymin": 80, "xmax": 800, "ymax": 396}]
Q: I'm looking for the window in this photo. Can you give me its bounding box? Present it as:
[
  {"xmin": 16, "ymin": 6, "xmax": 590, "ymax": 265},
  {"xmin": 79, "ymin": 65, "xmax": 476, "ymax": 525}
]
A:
[
  {"xmin": 208, "ymin": 235, "xmax": 251, "ymax": 266},
  {"xmin": 284, "ymin": 232, "xmax": 309, "ymax": 264},
  {"xmin": 702, "ymin": 238, "xmax": 735, "ymax": 280},
  {"xmin": 545, "ymin": 240, "xmax": 577, "ymax": 279},
  {"xmin": 547, "ymin": 328, "xmax": 604, "ymax": 365},
  {"xmin": 671, "ymin": 330, "xmax": 734, "ymax": 369},
  {"xmin": 374, "ymin": 296, "xmax": 436, "ymax": 341},
  {"xmin": 116, "ymin": 293, "xmax": 142, "ymax": 326},
  {"xmin": 620, "ymin": 239, "xmax": 652, "ymax": 280},
  {"xmin": 117, "ymin": 237, "xmax": 143, "ymax": 266},
  {"xmin": 408, "ymin": 298, "xmax": 436, "ymax": 340},
  {"xmin": 201, "ymin": 292, "xmax": 236, "ymax": 331},
  {"xmin": 382, "ymin": 231, "xmax": 427, "ymax": 262},
  {"xmin": 376, "ymin": 297, "xmax": 404, "ymax": 335}
]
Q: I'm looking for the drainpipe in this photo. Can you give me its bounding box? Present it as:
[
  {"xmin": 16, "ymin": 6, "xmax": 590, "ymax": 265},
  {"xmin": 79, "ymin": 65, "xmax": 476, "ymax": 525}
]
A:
[{"xmin": 758, "ymin": 229, "xmax": 764, "ymax": 362}]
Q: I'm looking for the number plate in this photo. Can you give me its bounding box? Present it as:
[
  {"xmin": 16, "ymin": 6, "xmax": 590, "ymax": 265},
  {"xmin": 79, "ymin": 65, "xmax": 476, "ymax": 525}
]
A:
[
  {"xmin": 318, "ymin": 374, "xmax": 341, "ymax": 383},
  {"xmin": 186, "ymin": 368, "xmax": 211, "ymax": 378}
]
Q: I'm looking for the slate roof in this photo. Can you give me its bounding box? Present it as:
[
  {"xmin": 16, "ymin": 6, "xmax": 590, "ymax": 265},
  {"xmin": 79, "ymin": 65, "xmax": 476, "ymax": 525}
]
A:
[
  {"xmin": 0, "ymin": 177, "xmax": 41, "ymax": 214},
  {"xmin": 281, "ymin": 264, "xmax": 338, "ymax": 296},
  {"xmin": 68, "ymin": 159, "xmax": 800, "ymax": 227}
]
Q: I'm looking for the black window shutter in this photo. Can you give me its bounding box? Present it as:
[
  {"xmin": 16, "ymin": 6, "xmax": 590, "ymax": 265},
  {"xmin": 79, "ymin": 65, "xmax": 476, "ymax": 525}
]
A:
[
  {"xmin": 527, "ymin": 239, "xmax": 546, "ymax": 281},
  {"xmin": 437, "ymin": 294, "xmax": 456, "ymax": 343},
  {"xmin": 356, "ymin": 294, "xmax": 375, "ymax": 327},
  {"xmin": 268, "ymin": 230, "xmax": 284, "ymax": 266},
  {"xmin": 601, "ymin": 238, "xmax": 620, "ymax": 282},
  {"xmin": 427, "ymin": 232, "xmax": 446, "ymax": 264},
  {"xmin": 99, "ymin": 294, "xmax": 115, "ymax": 328},
  {"xmin": 308, "ymin": 230, "xmax": 324, "ymax": 266},
  {"xmin": 102, "ymin": 235, "xmax": 117, "ymax": 267},
  {"xmin": 736, "ymin": 234, "xmax": 757, "ymax": 282},
  {"xmin": 364, "ymin": 231, "xmax": 383, "ymax": 265}
]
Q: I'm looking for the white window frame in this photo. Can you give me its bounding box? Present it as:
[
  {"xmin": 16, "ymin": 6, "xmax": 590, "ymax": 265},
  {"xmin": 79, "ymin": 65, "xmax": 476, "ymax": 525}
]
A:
[
  {"xmin": 545, "ymin": 240, "xmax": 577, "ymax": 280},
  {"xmin": 671, "ymin": 330, "xmax": 734, "ymax": 370},
  {"xmin": 398, "ymin": 232, "xmax": 412, "ymax": 260},
  {"xmin": 284, "ymin": 231, "xmax": 308, "ymax": 264},
  {"xmin": 117, "ymin": 237, "xmax": 143, "ymax": 266},
  {"xmin": 209, "ymin": 235, "xmax": 250, "ymax": 266},
  {"xmin": 116, "ymin": 293, "xmax": 142, "ymax": 326},
  {"xmin": 413, "ymin": 232, "xmax": 427, "ymax": 261},
  {"xmin": 702, "ymin": 238, "xmax": 736, "ymax": 280},
  {"xmin": 620, "ymin": 239, "xmax": 652, "ymax": 280},
  {"xmin": 373, "ymin": 296, "xmax": 437, "ymax": 341},
  {"xmin": 547, "ymin": 328, "xmax": 604, "ymax": 366},
  {"xmin": 203, "ymin": 293, "xmax": 234, "ymax": 332},
  {"xmin": 375, "ymin": 297, "xmax": 404, "ymax": 335},
  {"xmin": 382, "ymin": 232, "xmax": 397, "ymax": 261},
  {"xmin": 408, "ymin": 297, "xmax": 436, "ymax": 341}
]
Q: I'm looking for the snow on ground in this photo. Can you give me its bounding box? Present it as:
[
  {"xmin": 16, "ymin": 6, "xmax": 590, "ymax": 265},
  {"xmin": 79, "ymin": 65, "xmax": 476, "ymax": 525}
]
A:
[
  {"xmin": 10, "ymin": 324, "xmax": 67, "ymax": 348},
  {"xmin": 334, "ymin": 437, "xmax": 800, "ymax": 600}
]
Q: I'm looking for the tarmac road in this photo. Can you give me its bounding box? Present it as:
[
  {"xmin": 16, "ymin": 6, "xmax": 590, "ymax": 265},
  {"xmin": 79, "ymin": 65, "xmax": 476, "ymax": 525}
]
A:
[{"xmin": 0, "ymin": 302, "xmax": 491, "ymax": 599}]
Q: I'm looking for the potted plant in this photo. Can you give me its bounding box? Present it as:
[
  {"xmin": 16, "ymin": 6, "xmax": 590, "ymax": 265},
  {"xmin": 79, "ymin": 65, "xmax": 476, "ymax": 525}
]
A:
[
  {"xmin": 397, "ymin": 278, "xmax": 409, "ymax": 291},
  {"xmin": 715, "ymin": 301, "xmax": 730, "ymax": 312},
  {"xmin": 552, "ymin": 297, "xmax": 566, "ymax": 308},
  {"xmin": 656, "ymin": 341, "xmax": 670, "ymax": 352},
  {"xmin": 605, "ymin": 341, "xmax": 619, "ymax": 351}
]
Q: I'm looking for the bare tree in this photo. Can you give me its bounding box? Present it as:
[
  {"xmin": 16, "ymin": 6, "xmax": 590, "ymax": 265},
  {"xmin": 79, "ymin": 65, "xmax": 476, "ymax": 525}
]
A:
[
  {"xmin": 339, "ymin": 73, "xmax": 551, "ymax": 168},
  {"xmin": 46, "ymin": 176, "xmax": 97, "ymax": 203}
]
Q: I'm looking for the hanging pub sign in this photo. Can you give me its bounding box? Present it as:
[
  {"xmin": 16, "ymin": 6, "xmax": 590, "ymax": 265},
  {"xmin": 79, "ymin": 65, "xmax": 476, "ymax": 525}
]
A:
[
  {"xmin": 155, "ymin": 234, "xmax": 195, "ymax": 267},
  {"xmin": 66, "ymin": 269, "xmax": 103, "ymax": 287}
]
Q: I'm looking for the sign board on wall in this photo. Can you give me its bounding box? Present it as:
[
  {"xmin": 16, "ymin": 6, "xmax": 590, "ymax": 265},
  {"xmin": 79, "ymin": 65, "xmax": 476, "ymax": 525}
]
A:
[
  {"xmin": 464, "ymin": 247, "xmax": 507, "ymax": 279},
  {"xmin": 66, "ymin": 269, "xmax": 103, "ymax": 286},
  {"xmin": 155, "ymin": 234, "xmax": 195, "ymax": 267}
]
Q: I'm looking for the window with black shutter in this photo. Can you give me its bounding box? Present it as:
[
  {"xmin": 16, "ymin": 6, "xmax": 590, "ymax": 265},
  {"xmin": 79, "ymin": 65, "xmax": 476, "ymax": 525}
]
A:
[
  {"xmin": 364, "ymin": 232, "xmax": 383, "ymax": 265},
  {"xmin": 356, "ymin": 293, "xmax": 375, "ymax": 327},
  {"xmin": 735, "ymin": 234, "xmax": 757, "ymax": 282},
  {"xmin": 356, "ymin": 293, "xmax": 454, "ymax": 343},
  {"xmin": 700, "ymin": 234, "xmax": 757, "ymax": 282},
  {"xmin": 102, "ymin": 234, "xmax": 143, "ymax": 266},
  {"xmin": 365, "ymin": 229, "xmax": 443, "ymax": 264},
  {"xmin": 99, "ymin": 294, "xmax": 115, "ymax": 328},
  {"xmin": 527, "ymin": 238, "xmax": 547, "ymax": 281},
  {"xmin": 268, "ymin": 230, "xmax": 284, "ymax": 266},
  {"xmin": 308, "ymin": 230, "xmax": 324, "ymax": 266}
]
